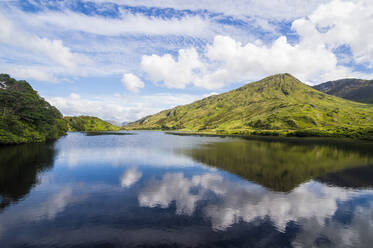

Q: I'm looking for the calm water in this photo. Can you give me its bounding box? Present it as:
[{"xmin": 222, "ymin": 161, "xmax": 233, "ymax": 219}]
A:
[{"xmin": 1, "ymin": 131, "xmax": 373, "ymax": 248}]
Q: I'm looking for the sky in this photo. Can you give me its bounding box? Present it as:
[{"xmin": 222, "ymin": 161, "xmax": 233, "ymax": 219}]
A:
[{"xmin": 1, "ymin": 0, "xmax": 373, "ymax": 122}]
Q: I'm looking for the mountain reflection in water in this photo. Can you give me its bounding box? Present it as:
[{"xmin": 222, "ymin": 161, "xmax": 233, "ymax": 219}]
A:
[
  {"xmin": 0, "ymin": 131, "xmax": 372, "ymax": 248},
  {"xmin": 180, "ymin": 138, "xmax": 373, "ymax": 191}
]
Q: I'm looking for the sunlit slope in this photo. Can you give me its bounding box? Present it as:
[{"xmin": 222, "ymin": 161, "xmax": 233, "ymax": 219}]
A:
[
  {"xmin": 65, "ymin": 116, "xmax": 120, "ymax": 132},
  {"xmin": 127, "ymin": 74, "xmax": 373, "ymax": 138}
]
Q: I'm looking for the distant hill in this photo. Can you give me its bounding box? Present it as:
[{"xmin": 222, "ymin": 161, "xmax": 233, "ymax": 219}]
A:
[
  {"xmin": 104, "ymin": 120, "xmax": 123, "ymax": 126},
  {"xmin": 65, "ymin": 116, "xmax": 120, "ymax": 132},
  {"xmin": 0, "ymin": 74, "xmax": 68, "ymax": 144},
  {"xmin": 126, "ymin": 73, "xmax": 373, "ymax": 139},
  {"xmin": 313, "ymin": 79, "xmax": 373, "ymax": 104}
]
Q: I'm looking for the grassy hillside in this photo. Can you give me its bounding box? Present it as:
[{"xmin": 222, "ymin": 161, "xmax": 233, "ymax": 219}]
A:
[
  {"xmin": 126, "ymin": 73, "xmax": 373, "ymax": 139},
  {"xmin": 0, "ymin": 74, "xmax": 68, "ymax": 145},
  {"xmin": 65, "ymin": 116, "xmax": 120, "ymax": 132},
  {"xmin": 314, "ymin": 78, "xmax": 373, "ymax": 104}
]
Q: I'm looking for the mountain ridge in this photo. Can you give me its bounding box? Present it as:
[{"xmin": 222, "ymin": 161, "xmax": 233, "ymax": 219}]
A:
[{"xmin": 313, "ymin": 78, "xmax": 373, "ymax": 104}]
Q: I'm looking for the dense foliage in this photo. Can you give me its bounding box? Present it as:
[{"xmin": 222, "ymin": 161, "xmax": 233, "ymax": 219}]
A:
[
  {"xmin": 65, "ymin": 116, "xmax": 120, "ymax": 132},
  {"xmin": 314, "ymin": 78, "xmax": 373, "ymax": 104},
  {"xmin": 126, "ymin": 74, "xmax": 373, "ymax": 140},
  {"xmin": 0, "ymin": 74, "xmax": 68, "ymax": 144}
]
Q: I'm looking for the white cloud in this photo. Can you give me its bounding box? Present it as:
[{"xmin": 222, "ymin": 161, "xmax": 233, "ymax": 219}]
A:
[
  {"xmin": 0, "ymin": 13, "xmax": 87, "ymax": 70},
  {"xmin": 6, "ymin": 67, "xmax": 58, "ymax": 82},
  {"xmin": 87, "ymin": 0, "xmax": 330, "ymax": 21},
  {"xmin": 121, "ymin": 73, "xmax": 145, "ymax": 93},
  {"xmin": 120, "ymin": 167, "xmax": 143, "ymax": 188},
  {"xmin": 25, "ymin": 10, "xmax": 212, "ymax": 37},
  {"xmin": 0, "ymin": 5, "xmax": 219, "ymax": 83},
  {"xmin": 69, "ymin": 93, "xmax": 81, "ymax": 100},
  {"xmin": 46, "ymin": 92, "xmax": 203, "ymax": 121},
  {"xmin": 141, "ymin": 48, "xmax": 204, "ymax": 89},
  {"xmin": 306, "ymin": 0, "xmax": 373, "ymax": 67}
]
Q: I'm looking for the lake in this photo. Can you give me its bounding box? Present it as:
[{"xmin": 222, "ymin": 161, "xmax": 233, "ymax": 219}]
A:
[{"xmin": 1, "ymin": 131, "xmax": 373, "ymax": 247}]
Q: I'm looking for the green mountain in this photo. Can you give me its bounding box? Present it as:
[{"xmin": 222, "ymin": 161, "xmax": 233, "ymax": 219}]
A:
[
  {"xmin": 65, "ymin": 116, "xmax": 120, "ymax": 132},
  {"xmin": 0, "ymin": 74, "xmax": 68, "ymax": 145},
  {"xmin": 127, "ymin": 73, "xmax": 373, "ymax": 139},
  {"xmin": 313, "ymin": 78, "xmax": 373, "ymax": 104}
]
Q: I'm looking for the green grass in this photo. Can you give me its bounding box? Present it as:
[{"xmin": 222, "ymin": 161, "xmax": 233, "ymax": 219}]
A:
[
  {"xmin": 65, "ymin": 116, "xmax": 120, "ymax": 132},
  {"xmin": 126, "ymin": 73, "xmax": 373, "ymax": 140}
]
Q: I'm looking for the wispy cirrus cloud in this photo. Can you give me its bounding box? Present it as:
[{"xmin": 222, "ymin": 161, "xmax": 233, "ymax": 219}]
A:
[
  {"xmin": 24, "ymin": 10, "xmax": 213, "ymax": 37},
  {"xmin": 84, "ymin": 0, "xmax": 330, "ymax": 20}
]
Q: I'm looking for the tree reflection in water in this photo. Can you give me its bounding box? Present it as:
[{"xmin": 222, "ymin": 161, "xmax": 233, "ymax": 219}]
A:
[{"xmin": 0, "ymin": 142, "xmax": 56, "ymax": 210}]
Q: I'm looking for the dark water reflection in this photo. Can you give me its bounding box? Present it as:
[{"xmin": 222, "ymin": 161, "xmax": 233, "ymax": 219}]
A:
[
  {"xmin": 0, "ymin": 131, "xmax": 373, "ymax": 248},
  {"xmin": 0, "ymin": 142, "xmax": 55, "ymax": 210}
]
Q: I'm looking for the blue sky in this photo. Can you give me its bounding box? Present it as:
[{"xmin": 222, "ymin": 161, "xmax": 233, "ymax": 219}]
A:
[{"xmin": 0, "ymin": 0, "xmax": 372, "ymax": 122}]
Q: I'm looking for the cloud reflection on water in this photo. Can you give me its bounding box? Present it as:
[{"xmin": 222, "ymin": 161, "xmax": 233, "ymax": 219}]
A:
[
  {"xmin": 138, "ymin": 171, "xmax": 371, "ymax": 234},
  {"xmin": 120, "ymin": 167, "xmax": 143, "ymax": 188}
]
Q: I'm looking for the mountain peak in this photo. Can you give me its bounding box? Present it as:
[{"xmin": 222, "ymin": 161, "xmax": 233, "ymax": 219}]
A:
[
  {"xmin": 237, "ymin": 73, "xmax": 309, "ymax": 97},
  {"xmin": 259, "ymin": 73, "xmax": 301, "ymax": 84}
]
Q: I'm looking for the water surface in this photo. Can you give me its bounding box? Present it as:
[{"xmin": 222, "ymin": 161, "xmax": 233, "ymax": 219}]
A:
[{"xmin": 1, "ymin": 131, "xmax": 373, "ymax": 247}]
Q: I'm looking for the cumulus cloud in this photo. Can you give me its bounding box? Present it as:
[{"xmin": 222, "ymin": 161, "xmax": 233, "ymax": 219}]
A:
[
  {"xmin": 141, "ymin": 48, "xmax": 204, "ymax": 89},
  {"xmin": 120, "ymin": 167, "xmax": 143, "ymax": 188},
  {"xmin": 121, "ymin": 73, "xmax": 145, "ymax": 93},
  {"xmin": 306, "ymin": 0, "xmax": 373, "ymax": 67},
  {"xmin": 141, "ymin": 34, "xmax": 341, "ymax": 88}
]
